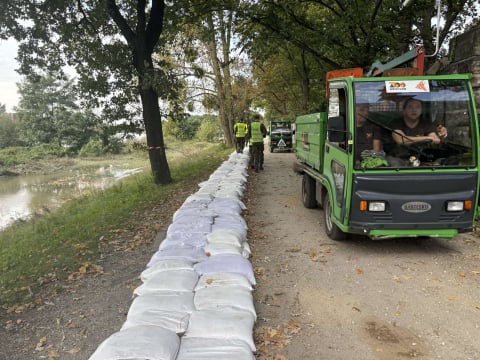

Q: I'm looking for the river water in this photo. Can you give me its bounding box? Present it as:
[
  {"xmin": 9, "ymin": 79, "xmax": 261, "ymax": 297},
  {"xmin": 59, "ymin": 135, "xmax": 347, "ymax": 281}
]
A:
[{"xmin": 0, "ymin": 164, "xmax": 143, "ymax": 231}]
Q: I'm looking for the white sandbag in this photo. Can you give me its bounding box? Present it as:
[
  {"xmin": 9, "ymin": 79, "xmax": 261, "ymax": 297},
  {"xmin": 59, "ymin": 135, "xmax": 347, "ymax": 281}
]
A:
[
  {"xmin": 142, "ymin": 259, "xmax": 193, "ymax": 280},
  {"xmin": 217, "ymin": 186, "xmax": 245, "ymax": 198},
  {"xmin": 207, "ymin": 229, "xmax": 245, "ymax": 247},
  {"xmin": 129, "ymin": 292, "xmax": 195, "ymax": 314},
  {"xmin": 203, "ymin": 242, "xmax": 250, "ymax": 259},
  {"xmin": 195, "ymin": 272, "xmax": 253, "ymax": 291},
  {"xmin": 208, "ymin": 197, "xmax": 246, "ymax": 214},
  {"xmin": 172, "ymin": 214, "xmax": 214, "ymax": 225},
  {"xmin": 213, "ymin": 190, "xmax": 242, "ymax": 200},
  {"xmin": 194, "ymin": 254, "xmax": 256, "ymax": 286},
  {"xmin": 122, "ymin": 293, "xmax": 193, "ymax": 334},
  {"xmin": 184, "ymin": 309, "xmax": 256, "ymax": 352},
  {"xmin": 211, "ymin": 221, "xmax": 248, "ymax": 240},
  {"xmin": 176, "ymin": 337, "xmax": 255, "ymax": 360},
  {"xmin": 215, "ymin": 214, "xmax": 247, "ymax": 229},
  {"xmin": 147, "ymin": 246, "xmax": 209, "ymax": 266},
  {"xmin": 204, "ymin": 242, "xmax": 242, "ymax": 257},
  {"xmin": 159, "ymin": 232, "xmax": 208, "ymax": 249},
  {"xmin": 184, "ymin": 193, "xmax": 213, "ymax": 203},
  {"xmin": 197, "ymin": 183, "xmax": 220, "ymax": 193},
  {"xmin": 172, "ymin": 207, "xmax": 216, "ymax": 222},
  {"xmin": 242, "ymin": 242, "xmax": 251, "ymax": 258},
  {"xmin": 89, "ymin": 325, "xmax": 180, "ymax": 360},
  {"xmin": 134, "ymin": 269, "xmax": 198, "ymax": 296},
  {"xmin": 194, "ymin": 286, "xmax": 256, "ymax": 319},
  {"xmin": 167, "ymin": 221, "xmax": 211, "ymax": 236},
  {"xmin": 179, "ymin": 198, "xmax": 210, "ymax": 209},
  {"xmin": 122, "ymin": 309, "xmax": 189, "ymax": 334}
]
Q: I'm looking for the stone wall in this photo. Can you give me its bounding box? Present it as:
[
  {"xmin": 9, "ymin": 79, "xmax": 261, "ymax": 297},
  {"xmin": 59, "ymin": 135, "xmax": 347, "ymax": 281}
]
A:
[{"xmin": 439, "ymin": 25, "xmax": 480, "ymax": 110}]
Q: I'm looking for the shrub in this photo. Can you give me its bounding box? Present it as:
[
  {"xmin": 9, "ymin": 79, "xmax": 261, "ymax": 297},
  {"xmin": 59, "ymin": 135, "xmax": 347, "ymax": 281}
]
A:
[
  {"xmin": 196, "ymin": 120, "xmax": 221, "ymax": 142},
  {"xmin": 78, "ymin": 139, "xmax": 103, "ymax": 157}
]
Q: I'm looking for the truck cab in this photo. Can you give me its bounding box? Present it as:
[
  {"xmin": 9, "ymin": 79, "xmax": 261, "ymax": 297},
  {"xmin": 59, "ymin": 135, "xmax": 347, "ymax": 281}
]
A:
[
  {"xmin": 268, "ymin": 121, "xmax": 293, "ymax": 152},
  {"xmin": 295, "ymin": 74, "xmax": 479, "ymax": 240}
]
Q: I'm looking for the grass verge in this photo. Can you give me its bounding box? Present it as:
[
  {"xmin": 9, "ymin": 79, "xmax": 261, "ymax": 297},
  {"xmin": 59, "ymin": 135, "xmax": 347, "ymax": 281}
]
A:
[{"xmin": 0, "ymin": 143, "xmax": 232, "ymax": 310}]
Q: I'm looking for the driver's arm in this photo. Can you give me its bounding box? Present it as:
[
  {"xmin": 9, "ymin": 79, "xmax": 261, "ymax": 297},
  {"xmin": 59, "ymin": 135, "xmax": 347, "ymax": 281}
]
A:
[
  {"xmin": 392, "ymin": 129, "xmax": 440, "ymax": 145},
  {"xmin": 392, "ymin": 129, "xmax": 407, "ymax": 144}
]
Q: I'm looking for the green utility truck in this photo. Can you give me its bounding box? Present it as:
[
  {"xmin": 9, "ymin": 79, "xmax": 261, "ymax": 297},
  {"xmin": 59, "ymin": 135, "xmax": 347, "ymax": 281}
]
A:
[
  {"xmin": 268, "ymin": 121, "xmax": 293, "ymax": 152},
  {"xmin": 294, "ymin": 49, "xmax": 480, "ymax": 240}
]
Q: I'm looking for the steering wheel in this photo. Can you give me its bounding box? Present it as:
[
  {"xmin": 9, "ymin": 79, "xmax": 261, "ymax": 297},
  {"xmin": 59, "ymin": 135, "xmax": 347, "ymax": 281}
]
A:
[
  {"xmin": 405, "ymin": 138, "xmax": 432, "ymax": 147},
  {"xmin": 404, "ymin": 139, "xmax": 433, "ymax": 159}
]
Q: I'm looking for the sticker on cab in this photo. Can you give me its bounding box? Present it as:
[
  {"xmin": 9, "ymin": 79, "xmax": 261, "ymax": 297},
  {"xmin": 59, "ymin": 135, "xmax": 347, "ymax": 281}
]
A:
[{"xmin": 385, "ymin": 80, "xmax": 430, "ymax": 93}]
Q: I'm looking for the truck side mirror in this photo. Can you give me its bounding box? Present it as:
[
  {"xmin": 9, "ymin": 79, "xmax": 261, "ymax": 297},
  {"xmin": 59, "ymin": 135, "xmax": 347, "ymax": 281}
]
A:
[{"xmin": 327, "ymin": 116, "xmax": 346, "ymax": 143}]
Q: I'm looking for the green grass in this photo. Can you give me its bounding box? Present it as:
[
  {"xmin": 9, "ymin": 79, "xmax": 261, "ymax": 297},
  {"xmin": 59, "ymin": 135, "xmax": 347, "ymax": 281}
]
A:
[{"xmin": 0, "ymin": 143, "xmax": 232, "ymax": 310}]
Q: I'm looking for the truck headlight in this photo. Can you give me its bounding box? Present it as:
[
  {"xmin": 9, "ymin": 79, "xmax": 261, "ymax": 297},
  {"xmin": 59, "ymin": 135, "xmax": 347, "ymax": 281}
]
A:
[
  {"xmin": 447, "ymin": 200, "xmax": 472, "ymax": 212},
  {"xmin": 369, "ymin": 201, "xmax": 386, "ymax": 212},
  {"xmin": 360, "ymin": 201, "xmax": 385, "ymax": 212}
]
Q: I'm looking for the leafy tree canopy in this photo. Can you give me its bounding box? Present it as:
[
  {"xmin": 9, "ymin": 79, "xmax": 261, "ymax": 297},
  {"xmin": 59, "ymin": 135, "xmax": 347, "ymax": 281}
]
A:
[
  {"xmin": 17, "ymin": 73, "xmax": 99, "ymax": 152},
  {"xmin": 238, "ymin": 0, "xmax": 477, "ymax": 116}
]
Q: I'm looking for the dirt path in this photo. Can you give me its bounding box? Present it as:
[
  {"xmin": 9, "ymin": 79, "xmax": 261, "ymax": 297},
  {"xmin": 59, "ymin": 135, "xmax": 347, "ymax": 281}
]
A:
[
  {"xmin": 246, "ymin": 150, "xmax": 480, "ymax": 360},
  {"xmin": 1, "ymin": 149, "xmax": 480, "ymax": 359}
]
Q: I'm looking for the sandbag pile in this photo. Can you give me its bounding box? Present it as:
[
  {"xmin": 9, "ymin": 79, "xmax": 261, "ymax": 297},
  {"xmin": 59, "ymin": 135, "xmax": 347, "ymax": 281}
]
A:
[{"xmin": 89, "ymin": 150, "xmax": 256, "ymax": 360}]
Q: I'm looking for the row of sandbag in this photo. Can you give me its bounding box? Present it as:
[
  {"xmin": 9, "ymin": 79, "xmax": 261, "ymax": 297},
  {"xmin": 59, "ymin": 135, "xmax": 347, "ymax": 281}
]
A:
[{"xmin": 89, "ymin": 151, "xmax": 257, "ymax": 360}]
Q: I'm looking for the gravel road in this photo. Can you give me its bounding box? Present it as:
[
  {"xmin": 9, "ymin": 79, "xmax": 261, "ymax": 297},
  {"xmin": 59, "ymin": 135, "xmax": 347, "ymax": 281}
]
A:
[{"xmin": 246, "ymin": 150, "xmax": 480, "ymax": 360}]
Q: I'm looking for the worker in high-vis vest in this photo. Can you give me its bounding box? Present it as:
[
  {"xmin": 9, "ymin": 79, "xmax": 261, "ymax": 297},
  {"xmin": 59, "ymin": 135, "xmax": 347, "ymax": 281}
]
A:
[
  {"xmin": 233, "ymin": 118, "xmax": 248, "ymax": 154},
  {"xmin": 248, "ymin": 114, "xmax": 267, "ymax": 172}
]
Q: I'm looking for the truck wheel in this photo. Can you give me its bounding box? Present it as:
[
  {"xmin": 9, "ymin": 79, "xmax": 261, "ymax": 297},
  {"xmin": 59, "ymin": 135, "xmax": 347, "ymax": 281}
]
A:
[
  {"xmin": 302, "ymin": 174, "xmax": 317, "ymax": 209},
  {"xmin": 323, "ymin": 194, "xmax": 346, "ymax": 241}
]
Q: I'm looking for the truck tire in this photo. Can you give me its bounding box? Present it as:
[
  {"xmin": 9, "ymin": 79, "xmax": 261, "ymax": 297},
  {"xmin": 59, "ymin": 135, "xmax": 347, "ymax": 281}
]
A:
[
  {"xmin": 302, "ymin": 173, "xmax": 317, "ymax": 209},
  {"xmin": 323, "ymin": 194, "xmax": 346, "ymax": 241}
]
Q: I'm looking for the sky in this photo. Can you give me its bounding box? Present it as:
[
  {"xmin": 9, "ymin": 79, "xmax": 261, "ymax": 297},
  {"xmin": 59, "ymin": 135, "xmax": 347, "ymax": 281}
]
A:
[{"xmin": 0, "ymin": 38, "xmax": 20, "ymax": 112}]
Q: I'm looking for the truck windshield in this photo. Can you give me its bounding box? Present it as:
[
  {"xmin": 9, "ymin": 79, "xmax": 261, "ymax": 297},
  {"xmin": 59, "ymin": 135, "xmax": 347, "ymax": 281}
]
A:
[{"xmin": 353, "ymin": 79, "xmax": 475, "ymax": 169}]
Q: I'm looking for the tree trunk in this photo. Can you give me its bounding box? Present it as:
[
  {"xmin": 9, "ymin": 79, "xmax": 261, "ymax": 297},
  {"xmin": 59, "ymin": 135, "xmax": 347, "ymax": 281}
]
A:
[
  {"xmin": 300, "ymin": 50, "xmax": 310, "ymax": 113},
  {"xmin": 139, "ymin": 85, "xmax": 172, "ymax": 185},
  {"xmin": 204, "ymin": 10, "xmax": 235, "ymax": 148}
]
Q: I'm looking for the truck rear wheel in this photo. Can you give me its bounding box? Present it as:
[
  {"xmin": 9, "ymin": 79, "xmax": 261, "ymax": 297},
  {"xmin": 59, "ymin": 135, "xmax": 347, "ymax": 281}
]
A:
[
  {"xmin": 324, "ymin": 194, "xmax": 346, "ymax": 241},
  {"xmin": 302, "ymin": 173, "xmax": 317, "ymax": 208}
]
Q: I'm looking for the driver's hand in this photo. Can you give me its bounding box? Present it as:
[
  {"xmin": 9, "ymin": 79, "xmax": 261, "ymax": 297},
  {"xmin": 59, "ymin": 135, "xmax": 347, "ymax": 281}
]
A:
[
  {"xmin": 437, "ymin": 125, "xmax": 448, "ymax": 140},
  {"xmin": 428, "ymin": 134, "xmax": 441, "ymax": 144}
]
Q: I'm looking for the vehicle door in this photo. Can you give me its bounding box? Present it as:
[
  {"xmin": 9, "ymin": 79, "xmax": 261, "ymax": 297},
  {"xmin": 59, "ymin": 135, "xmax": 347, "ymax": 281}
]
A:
[{"xmin": 323, "ymin": 82, "xmax": 352, "ymax": 226}]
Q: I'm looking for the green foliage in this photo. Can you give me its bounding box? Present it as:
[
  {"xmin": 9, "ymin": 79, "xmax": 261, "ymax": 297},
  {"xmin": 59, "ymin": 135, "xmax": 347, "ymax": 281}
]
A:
[
  {"xmin": 241, "ymin": 0, "xmax": 477, "ymax": 116},
  {"xmin": 17, "ymin": 73, "xmax": 100, "ymax": 151},
  {"xmin": 0, "ymin": 145, "xmax": 66, "ymax": 167},
  {"xmin": 0, "ymin": 115, "xmax": 22, "ymax": 149},
  {"xmin": 103, "ymin": 137, "xmax": 125, "ymax": 155},
  {"xmin": 177, "ymin": 115, "xmax": 202, "ymax": 140},
  {"xmin": 196, "ymin": 118, "xmax": 221, "ymax": 142},
  {"xmin": 78, "ymin": 139, "xmax": 104, "ymax": 157},
  {"xmin": 126, "ymin": 138, "xmax": 148, "ymax": 153},
  {"xmin": 162, "ymin": 119, "xmax": 179, "ymax": 140},
  {"xmin": 163, "ymin": 114, "xmax": 206, "ymax": 141}
]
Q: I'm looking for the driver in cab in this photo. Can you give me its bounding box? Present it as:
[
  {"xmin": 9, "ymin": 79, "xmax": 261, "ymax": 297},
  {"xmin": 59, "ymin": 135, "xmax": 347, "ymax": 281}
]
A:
[{"xmin": 391, "ymin": 98, "xmax": 448, "ymax": 145}]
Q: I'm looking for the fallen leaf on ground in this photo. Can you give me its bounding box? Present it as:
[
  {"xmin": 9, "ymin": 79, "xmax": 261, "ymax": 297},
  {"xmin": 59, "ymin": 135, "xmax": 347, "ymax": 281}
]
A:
[
  {"xmin": 35, "ymin": 336, "xmax": 47, "ymax": 351},
  {"xmin": 66, "ymin": 348, "xmax": 81, "ymax": 354}
]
